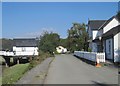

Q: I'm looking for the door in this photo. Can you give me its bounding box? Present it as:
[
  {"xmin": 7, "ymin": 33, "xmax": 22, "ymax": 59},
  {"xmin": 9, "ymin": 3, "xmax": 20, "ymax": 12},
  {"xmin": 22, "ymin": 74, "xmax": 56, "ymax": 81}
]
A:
[{"xmin": 105, "ymin": 38, "xmax": 113, "ymax": 60}]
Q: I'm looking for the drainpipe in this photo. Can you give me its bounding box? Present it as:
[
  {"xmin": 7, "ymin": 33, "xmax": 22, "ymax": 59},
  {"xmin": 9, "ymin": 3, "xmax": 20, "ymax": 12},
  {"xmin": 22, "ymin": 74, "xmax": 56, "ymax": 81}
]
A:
[{"xmin": 99, "ymin": 36, "xmax": 102, "ymax": 52}]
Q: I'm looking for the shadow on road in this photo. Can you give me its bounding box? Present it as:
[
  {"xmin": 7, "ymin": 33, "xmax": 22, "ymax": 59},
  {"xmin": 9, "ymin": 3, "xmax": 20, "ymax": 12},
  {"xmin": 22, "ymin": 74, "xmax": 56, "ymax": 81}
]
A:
[
  {"xmin": 74, "ymin": 55, "xmax": 96, "ymax": 66},
  {"xmin": 74, "ymin": 55, "xmax": 119, "ymax": 69},
  {"xmin": 91, "ymin": 81, "xmax": 118, "ymax": 86}
]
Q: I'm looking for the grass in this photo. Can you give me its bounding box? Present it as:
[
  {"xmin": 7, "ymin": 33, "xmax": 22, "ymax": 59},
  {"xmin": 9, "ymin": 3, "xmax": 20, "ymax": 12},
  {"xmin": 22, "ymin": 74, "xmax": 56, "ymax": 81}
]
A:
[
  {"xmin": 2, "ymin": 63, "xmax": 30, "ymax": 84},
  {"xmin": 2, "ymin": 51, "xmax": 54, "ymax": 84},
  {"xmin": 29, "ymin": 51, "xmax": 54, "ymax": 70},
  {"xmin": 0, "ymin": 77, "xmax": 2, "ymax": 86}
]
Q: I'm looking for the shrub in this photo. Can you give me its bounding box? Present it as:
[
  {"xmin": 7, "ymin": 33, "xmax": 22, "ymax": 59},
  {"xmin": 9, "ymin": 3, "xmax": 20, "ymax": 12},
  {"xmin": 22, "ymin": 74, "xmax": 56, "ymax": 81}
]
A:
[
  {"xmin": 29, "ymin": 50, "xmax": 54, "ymax": 70},
  {"xmin": 88, "ymin": 48, "xmax": 92, "ymax": 52}
]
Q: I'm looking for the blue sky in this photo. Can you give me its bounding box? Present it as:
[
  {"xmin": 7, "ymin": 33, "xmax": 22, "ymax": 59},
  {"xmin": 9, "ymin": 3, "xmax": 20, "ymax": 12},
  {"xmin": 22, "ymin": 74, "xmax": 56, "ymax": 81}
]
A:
[{"xmin": 2, "ymin": 2, "xmax": 118, "ymax": 38}]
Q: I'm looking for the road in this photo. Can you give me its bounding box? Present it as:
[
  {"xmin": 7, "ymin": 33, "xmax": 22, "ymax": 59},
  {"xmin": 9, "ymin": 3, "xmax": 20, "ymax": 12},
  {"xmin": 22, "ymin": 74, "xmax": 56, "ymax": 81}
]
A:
[{"xmin": 44, "ymin": 54, "xmax": 118, "ymax": 84}]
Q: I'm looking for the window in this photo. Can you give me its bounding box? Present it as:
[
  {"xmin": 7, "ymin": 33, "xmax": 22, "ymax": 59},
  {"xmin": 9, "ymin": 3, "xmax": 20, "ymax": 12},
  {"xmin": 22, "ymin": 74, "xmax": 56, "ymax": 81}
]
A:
[
  {"xmin": 108, "ymin": 40, "xmax": 111, "ymax": 53},
  {"xmin": 22, "ymin": 47, "xmax": 26, "ymax": 52}
]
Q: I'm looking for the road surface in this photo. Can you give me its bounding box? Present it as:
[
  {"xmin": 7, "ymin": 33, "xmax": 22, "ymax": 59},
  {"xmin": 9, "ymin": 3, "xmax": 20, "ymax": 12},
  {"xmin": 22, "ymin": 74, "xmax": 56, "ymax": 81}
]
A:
[{"xmin": 44, "ymin": 54, "xmax": 118, "ymax": 84}]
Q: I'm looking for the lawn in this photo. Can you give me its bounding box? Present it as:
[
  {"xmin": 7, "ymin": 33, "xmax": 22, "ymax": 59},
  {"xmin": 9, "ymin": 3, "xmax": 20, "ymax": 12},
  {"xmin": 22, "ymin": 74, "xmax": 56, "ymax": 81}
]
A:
[
  {"xmin": 2, "ymin": 63, "xmax": 30, "ymax": 84},
  {"xmin": 0, "ymin": 77, "xmax": 2, "ymax": 86},
  {"xmin": 2, "ymin": 51, "xmax": 53, "ymax": 84}
]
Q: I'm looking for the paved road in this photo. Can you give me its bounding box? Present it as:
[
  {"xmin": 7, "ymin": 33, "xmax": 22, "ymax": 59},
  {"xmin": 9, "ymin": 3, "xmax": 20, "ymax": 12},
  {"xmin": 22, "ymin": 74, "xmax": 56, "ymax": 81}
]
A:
[{"xmin": 44, "ymin": 54, "xmax": 118, "ymax": 84}]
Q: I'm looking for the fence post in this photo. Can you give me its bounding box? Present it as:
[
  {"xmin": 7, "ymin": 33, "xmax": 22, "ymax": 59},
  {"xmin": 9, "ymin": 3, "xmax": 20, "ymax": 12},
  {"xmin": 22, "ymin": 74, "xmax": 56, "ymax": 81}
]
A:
[{"xmin": 96, "ymin": 53, "xmax": 101, "ymax": 67}]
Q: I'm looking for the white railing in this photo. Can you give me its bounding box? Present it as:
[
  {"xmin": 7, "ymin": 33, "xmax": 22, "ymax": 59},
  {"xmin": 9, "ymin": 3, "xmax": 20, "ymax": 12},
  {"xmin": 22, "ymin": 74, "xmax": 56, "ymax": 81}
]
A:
[
  {"xmin": 15, "ymin": 51, "xmax": 38, "ymax": 56},
  {"xmin": 74, "ymin": 51, "xmax": 105, "ymax": 62},
  {"xmin": 0, "ymin": 51, "xmax": 14, "ymax": 56},
  {"xmin": 0, "ymin": 51, "xmax": 38, "ymax": 56}
]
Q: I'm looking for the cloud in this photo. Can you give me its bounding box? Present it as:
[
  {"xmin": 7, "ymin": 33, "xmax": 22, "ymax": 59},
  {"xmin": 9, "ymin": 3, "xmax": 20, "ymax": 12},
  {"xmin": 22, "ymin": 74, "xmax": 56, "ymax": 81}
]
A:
[{"xmin": 16, "ymin": 27, "xmax": 58, "ymax": 38}]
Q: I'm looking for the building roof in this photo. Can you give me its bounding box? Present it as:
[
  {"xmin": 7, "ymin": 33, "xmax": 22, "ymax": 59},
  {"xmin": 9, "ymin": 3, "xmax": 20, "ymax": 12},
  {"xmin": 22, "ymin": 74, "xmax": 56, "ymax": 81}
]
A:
[
  {"xmin": 13, "ymin": 38, "xmax": 38, "ymax": 47},
  {"xmin": 99, "ymin": 14, "xmax": 120, "ymax": 30},
  {"xmin": 102, "ymin": 25, "xmax": 120, "ymax": 39},
  {"xmin": 98, "ymin": 16, "xmax": 115, "ymax": 30},
  {"xmin": 88, "ymin": 20, "xmax": 106, "ymax": 30}
]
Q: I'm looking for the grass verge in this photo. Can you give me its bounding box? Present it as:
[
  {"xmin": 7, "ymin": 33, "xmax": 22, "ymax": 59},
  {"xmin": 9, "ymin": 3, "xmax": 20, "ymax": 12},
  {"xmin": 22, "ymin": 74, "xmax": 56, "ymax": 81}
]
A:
[
  {"xmin": 2, "ymin": 51, "xmax": 54, "ymax": 84},
  {"xmin": 29, "ymin": 51, "xmax": 54, "ymax": 70},
  {"xmin": 2, "ymin": 63, "xmax": 29, "ymax": 84},
  {"xmin": 0, "ymin": 77, "xmax": 2, "ymax": 86}
]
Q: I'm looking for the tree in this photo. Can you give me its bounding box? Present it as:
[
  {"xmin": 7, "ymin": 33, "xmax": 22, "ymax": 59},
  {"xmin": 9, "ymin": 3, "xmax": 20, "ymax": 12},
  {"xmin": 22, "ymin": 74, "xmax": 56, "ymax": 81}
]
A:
[
  {"xmin": 39, "ymin": 31, "xmax": 60, "ymax": 54},
  {"xmin": 0, "ymin": 38, "xmax": 13, "ymax": 51},
  {"xmin": 67, "ymin": 23, "xmax": 88, "ymax": 52},
  {"xmin": 59, "ymin": 38, "xmax": 68, "ymax": 48}
]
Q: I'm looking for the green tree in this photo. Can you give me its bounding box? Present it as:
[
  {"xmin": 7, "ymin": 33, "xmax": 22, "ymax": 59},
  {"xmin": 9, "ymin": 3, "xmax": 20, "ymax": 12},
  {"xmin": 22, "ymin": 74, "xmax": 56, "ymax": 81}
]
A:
[
  {"xmin": 39, "ymin": 31, "xmax": 60, "ymax": 54},
  {"xmin": 0, "ymin": 38, "xmax": 13, "ymax": 51},
  {"xmin": 59, "ymin": 38, "xmax": 68, "ymax": 48},
  {"xmin": 67, "ymin": 23, "xmax": 88, "ymax": 52}
]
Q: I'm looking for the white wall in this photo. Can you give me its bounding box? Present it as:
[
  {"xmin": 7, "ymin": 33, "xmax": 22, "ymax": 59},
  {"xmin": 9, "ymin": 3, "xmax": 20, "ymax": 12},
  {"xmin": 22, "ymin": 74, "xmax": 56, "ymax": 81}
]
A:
[
  {"xmin": 93, "ymin": 30, "xmax": 98, "ymax": 40},
  {"xmin": 88, "ymin": 27, "xmax": 98, "ymax": 52},
  {"xmin": 96, "ymin": 29, "xmax": 103, "ymax": 37},
  {"xmin": 103, "ymin": 18, "xmax": 119, "ymax": 33},
  {"xmin": 74, "ymin": 51, "xmax": 105, "ymax": 62},
  {"xmin": 114, "ymin": 32, "xmax": 120, "ymax": 62},
  {"xmin": 15, "ymin": 51, "xmax": 38, "ymax": 56},
  {"xmin": 13, "ymin": 47, "xmax": 38, "ymax": 52},
  {"xmin": 13, "ymin": 46, "xmax": 38, "ymax": 56}
]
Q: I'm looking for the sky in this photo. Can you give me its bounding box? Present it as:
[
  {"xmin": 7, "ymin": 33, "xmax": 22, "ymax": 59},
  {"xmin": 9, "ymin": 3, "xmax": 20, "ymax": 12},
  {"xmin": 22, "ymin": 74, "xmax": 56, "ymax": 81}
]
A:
[{"xmin": 2, "ymin": 2, "xmax": 118, "ymax": 38}]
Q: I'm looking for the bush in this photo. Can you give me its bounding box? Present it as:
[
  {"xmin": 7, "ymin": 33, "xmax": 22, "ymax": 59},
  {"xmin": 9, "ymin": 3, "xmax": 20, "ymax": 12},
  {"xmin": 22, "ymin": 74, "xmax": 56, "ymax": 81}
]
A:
[
  {"xmin": 81, "ymin": 49, "xmax": 84, "ymax": 51},
  {"xmin": 28, "ymin": 50, "xmax": 54, "ymax": 70},
  {"xmin": 88, "ymin": 48, "xmax": 92, "ymax": 52}
]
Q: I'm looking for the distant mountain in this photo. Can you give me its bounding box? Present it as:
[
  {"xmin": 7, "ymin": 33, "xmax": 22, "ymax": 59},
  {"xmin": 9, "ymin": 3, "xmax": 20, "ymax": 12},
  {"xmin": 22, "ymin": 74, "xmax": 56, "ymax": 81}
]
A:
[{"xmin": 0, "ymin": 38, "xmax": 13, "ymax": 51}]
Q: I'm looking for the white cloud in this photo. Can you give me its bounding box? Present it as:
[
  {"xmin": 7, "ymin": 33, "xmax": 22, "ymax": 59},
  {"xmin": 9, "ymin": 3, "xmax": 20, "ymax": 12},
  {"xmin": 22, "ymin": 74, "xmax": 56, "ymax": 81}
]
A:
[{"xmin": 16, "ymin": 27, "xmax": 58, "ymax": 38}]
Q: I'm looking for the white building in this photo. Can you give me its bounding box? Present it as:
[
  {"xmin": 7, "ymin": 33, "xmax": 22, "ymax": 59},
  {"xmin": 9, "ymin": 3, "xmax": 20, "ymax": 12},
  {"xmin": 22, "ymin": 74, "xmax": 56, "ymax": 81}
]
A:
[
  {"xmin": 56, "ymin": 46, "xmax": 67, "ymax": 54},
  {"xmin": 13, "ymin": 38, "xmax": 39, "ymax": 56},
  {"xmin": 88, "ymin": 15, "xmax": 120, "ymax": 62},
  {"xmin": 87, "ymin": 20, "xmax": 106, "ymax": 52},
  {"xmin": 97, "ymin": 16, "xmax": 120, "ymax": 62}
]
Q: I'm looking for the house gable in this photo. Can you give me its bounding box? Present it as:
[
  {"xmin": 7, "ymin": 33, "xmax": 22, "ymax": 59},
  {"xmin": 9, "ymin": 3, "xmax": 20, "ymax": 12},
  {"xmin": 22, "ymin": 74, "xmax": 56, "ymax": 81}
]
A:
[
  {"xmin": 88, "ymin": 20, "xmax": 106, "ymax": 30},
  {"xmin": 103, "ymin": 17, "xmax": 120, "ymax": 34},
  {"xmin": 87, "ymin": 20, "xmax": 106, "ymax": 40}
]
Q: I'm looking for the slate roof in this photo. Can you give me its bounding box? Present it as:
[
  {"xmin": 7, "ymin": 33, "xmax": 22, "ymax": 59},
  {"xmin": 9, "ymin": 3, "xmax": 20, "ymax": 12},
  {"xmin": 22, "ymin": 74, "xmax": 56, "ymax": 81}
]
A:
[
  {"xmin": 88, "ymin": 20, "xmax": 106, "ymax": 30},
  {"xmin": 98, "ymin": 16, "xmax": 115, "ymax": 30},
  {"xmin": 13, "ymin": 38, "xmax": 38, "ymax": 47},
  {"xmin": 102, "ymin": 25, "xmax": 120, "ymax": 38},
  {"xmin": 99, "ymin": 15, "xmax": 120, "ymax": 30}
]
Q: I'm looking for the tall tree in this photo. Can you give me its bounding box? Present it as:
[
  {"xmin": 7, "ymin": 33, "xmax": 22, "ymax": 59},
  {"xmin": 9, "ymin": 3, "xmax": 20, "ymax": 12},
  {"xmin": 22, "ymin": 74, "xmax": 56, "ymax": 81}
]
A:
[
  {"xmin": 67, "ymin": 23, "xmax": 88, "ymax": 52},
  {"xmin": 39, "ymin": 31, "xmax": 60, "ymax": 54}
]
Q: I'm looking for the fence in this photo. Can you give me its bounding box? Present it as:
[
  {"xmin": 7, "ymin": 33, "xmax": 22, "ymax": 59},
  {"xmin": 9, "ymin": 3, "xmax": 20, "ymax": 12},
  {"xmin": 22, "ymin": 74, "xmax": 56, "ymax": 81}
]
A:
[
  {"xmin": 74, "ymin": 51, "xmax": 105, "ymax": 63},
  {"xmin": 0, "ymin": 51, "xmax": 14, "ymax": 56},
  {"xmin": 0, "ymin": 51, "xmax": 38, "ymax": 56}
]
